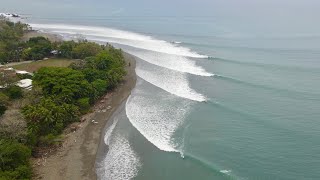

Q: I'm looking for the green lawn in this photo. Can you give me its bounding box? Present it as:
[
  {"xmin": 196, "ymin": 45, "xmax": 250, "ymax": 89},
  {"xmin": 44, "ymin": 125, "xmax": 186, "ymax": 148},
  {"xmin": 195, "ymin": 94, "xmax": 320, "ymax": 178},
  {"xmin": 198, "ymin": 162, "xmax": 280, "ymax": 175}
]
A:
[{"xmin": 13, "ymin": 58, "xmax": 77, "ymax": 72}]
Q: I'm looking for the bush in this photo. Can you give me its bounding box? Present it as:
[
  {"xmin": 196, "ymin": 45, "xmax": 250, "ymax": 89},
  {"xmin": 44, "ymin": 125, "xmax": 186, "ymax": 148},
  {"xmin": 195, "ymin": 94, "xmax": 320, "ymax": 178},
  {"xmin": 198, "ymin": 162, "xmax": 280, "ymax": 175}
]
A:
[
  {"xmin": 22, "ymin": 98, "xmax": 80, "ymax": 142},
  {"xmin": 77, "ymin": 98, "xmax": 90, "ymax": 113},
  {"xmin": 33, "ymin": 67, "xmax": 93, "ymax": 102},
  {"xmin": 72, "ymin": 42, "xmax": 102, "ymax": 59},
  {"xmin": 0, "ymin": 93, "xmax": 9, "ymax": 116},
  {"xmin": 22, "ymin": 37, "xmax": 53, "ymax": 60},
  {"xmin": 38, "ymin": 134, "xmax": 62, "ymax": 146},
  {"xmin": 0, "ymin": 20, "xmax": 30, "ymax": 63},
  {"xmin": 16, "ymin": 73, "xmax": 33, "ymax": 80},
  {"xmin": 0, "ymin": 140, "xmax": 32, "ymax": 180},
  {"xmin": 92, "ymin": 79, "xmax": 108, "ymax": 97},
  {"xmin": 81, "ymin": 68, "xmax": 106, "ymax": 83},
  {"xmin": 0, "ymin": 105, "xmax": 7, "ymax": 116},
  {"xmin": 5, "ymin": 86, "xmax": 23, "ymax": 99},
  {"xmin": 58, "ymin": 41, "xmax": 77, "ymax": 58},
  {"xmin": 0, "ymin": 165, "xmax": 32, "ymax": 180},
  {"xmin": 68, "ymin": 59, "xmax": 87, "ymax": 70}
]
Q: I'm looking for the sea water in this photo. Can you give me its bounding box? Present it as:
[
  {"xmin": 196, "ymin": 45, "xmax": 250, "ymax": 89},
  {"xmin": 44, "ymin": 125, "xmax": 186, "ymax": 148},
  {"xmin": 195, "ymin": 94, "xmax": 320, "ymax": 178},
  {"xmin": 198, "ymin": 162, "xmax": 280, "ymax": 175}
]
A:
[{"xmin": 2, "ymin": 1, "xmax": 320, "ymax": 179}]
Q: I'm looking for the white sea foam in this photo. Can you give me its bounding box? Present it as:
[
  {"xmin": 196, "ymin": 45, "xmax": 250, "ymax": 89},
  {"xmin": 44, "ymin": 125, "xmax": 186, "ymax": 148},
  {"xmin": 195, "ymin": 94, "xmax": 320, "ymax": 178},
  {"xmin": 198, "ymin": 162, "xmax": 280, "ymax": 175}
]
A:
[
  {"xmin": 220, "ymin": 170, "xmax": 232, "ymax": 175},
  {"xmin": 103, "ymin": 118, "xmax": 119, "ymax": 146},
  {"xmin": 172, "ymin": 41, "xmax": 182, "ymax": 44},
  {"xmin": 126, "ymin": 83, "xmax": 191, "ymax": 152},
  {"xmin": 136, "ymin": 61, "xmax": 207, "ymax": 102},
  {"xmin": 125, "ymin": 49, "xmax": 213, "ymax": 76},
  {"xmin": 30, "ymin": 23, "xmax": 207, "ymax": 58},
  {"xmin": 98, "ymin": 133, "xmax": 141, "ymax": 180}
]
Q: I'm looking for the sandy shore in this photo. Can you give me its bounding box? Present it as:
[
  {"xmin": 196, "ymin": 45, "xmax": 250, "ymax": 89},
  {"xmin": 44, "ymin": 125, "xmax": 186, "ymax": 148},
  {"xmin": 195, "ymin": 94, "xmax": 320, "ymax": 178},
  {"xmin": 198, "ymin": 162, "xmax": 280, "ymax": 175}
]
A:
[
  {"xmin": 22, "ymin": 31, "xmax": 63, "ymax": 42},
  {"xmin": 32, "ymin": 52, "xmax": 136, "ymax": 180}
]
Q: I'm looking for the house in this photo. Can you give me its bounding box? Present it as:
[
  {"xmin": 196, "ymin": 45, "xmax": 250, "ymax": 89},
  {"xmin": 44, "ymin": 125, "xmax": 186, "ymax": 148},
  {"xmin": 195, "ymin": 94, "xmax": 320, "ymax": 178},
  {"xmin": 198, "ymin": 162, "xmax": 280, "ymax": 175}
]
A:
[
  {"xmin": 15, "ymin": 70, "xmax": 33, "ymax": 76},
  {"xmin": 16, "ymin": 79, "xmax": 32, "ymax": 90}
]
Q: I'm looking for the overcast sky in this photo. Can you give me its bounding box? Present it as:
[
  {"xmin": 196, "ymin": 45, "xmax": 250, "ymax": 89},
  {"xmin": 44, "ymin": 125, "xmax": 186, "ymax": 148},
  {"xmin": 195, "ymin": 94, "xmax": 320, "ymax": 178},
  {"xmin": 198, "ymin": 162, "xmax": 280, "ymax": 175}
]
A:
[
  {"xmin": 1, "ymin": 0, "xmax": 319, "ymax": 35},
  {"xmin": 1, "ymin": 0, "xmax": 319, "ymax": 17}
]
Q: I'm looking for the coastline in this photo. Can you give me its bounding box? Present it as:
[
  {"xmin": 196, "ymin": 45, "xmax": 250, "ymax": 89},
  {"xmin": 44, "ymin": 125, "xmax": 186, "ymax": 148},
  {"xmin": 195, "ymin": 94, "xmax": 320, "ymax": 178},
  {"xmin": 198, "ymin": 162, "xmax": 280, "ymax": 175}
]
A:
[
  {"xmin": 32, "ymin": 52, "xmax": 136, "ymax": 180},
  {"xmin": 22, "ymin": 30, "xmax": 63, "ymax": 42}
]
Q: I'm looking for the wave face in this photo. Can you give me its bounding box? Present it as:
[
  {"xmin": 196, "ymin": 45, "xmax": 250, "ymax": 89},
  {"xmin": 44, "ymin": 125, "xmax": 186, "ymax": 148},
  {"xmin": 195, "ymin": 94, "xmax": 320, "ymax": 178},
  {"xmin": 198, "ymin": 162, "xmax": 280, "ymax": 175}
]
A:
[
  {"xmin": 125, "ymin": 48, "xmax": 213, "ymax": 76},
  {"xmin": 126, "ymin": 79, "xmax": 192, "ymax": 152},
  {"xmin": 136, "ymin": 60, "xmax": 207, "ymax": 102}
]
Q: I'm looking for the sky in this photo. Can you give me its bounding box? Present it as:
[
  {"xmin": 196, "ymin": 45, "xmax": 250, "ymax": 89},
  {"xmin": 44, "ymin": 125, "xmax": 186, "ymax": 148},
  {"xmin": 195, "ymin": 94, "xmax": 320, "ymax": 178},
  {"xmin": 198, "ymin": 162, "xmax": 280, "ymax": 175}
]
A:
[
  {"xmin": 0, "ymin": 0, "xmax": 319, "ymax": 17},
  {"xmin": 1, "ymin": 0, "xmax": 319, "ymax": 35}
]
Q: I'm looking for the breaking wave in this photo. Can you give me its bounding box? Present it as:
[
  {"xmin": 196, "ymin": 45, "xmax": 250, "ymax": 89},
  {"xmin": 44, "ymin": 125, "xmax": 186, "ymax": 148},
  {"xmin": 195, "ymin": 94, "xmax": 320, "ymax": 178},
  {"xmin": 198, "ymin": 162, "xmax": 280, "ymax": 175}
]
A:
[
  {"xmin": 125, "ymin": 48, "xmax": 213, "ymax": 77},
  {"xmin": 126, "ymin": 79, "xmax": 192, "ymax": 152},
  {"xmin": 30, "ymin": 23, "xmax": 207, "ymax": 58},
  {"xmin": 136, "ymin": 60, "xmax": 207, "ymax": 102},
  {"xmin": 97, "ymin": 128, "xmax": 141, "ymax": 180}
]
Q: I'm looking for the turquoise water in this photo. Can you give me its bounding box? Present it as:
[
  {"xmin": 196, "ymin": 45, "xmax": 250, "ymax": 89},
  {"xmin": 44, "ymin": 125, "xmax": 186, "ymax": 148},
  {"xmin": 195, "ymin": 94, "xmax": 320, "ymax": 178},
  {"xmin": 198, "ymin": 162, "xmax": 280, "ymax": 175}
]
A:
[{"xmin": 2, "ymin": 1, "xmax": 320, "ymax": 179}]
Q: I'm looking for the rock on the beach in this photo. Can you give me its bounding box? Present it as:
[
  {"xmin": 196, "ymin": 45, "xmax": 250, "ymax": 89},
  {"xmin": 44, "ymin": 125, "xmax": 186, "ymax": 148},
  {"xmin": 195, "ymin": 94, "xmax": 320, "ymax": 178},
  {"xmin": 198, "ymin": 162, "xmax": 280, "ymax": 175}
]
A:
[
  {"xmin": 70, "ymin": 123, "xmax": 81, "ymax": 132},
  {"xmin": 80, "ymin": 117, "xmax": 86, "ymax": 122}
]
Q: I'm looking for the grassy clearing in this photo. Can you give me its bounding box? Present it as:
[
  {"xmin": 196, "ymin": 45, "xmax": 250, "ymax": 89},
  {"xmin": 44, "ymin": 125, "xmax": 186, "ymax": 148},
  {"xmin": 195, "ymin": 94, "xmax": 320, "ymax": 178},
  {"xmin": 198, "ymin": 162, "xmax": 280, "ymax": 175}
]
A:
[{"xmin": 12, "ymin": 58, "xmax": 77, "ymax": 72}]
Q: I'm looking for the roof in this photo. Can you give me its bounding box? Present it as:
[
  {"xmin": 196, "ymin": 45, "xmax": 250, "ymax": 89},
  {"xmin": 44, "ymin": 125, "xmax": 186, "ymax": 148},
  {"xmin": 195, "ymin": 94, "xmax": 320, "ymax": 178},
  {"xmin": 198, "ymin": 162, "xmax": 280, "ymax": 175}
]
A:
[
  {"xmin": 16, "ymin": 79, "xmax": 32, "ymax": 89},
  {"xmin": 4, "ymin": 67, "xmax": 14, "ymax": 71},
  {"xmin": 15, "ymin": 70, "xmax": 33, "ymax": 75}
]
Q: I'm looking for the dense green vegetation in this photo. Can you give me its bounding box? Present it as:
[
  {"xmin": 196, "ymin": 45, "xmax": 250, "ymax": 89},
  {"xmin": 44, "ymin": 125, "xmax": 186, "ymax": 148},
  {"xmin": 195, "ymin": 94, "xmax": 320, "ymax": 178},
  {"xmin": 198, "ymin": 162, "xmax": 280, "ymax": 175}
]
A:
[
  {"xmin": 0, "ymin": 18, "xmax": 30, "ymax": 64},
  {"xmin": 0, "ymin": 140, "xmax": 32, "ymax": 180},
  {"xmin": 0, "ymin": 93, "xmax": 9, "ymax": 116},
  {"xmin": 0, "ymin": 85, "xmax": 23, "ymax": 117},
  {"xmin": 21, "ymin": 36, "xmax": 52, "ymax": 60},
  {"xmin": 23, "ymin": 47, "xmax": 125, "ymax": 145},
  {"xmin": 0, "ymin": 17, "xmax": 113, "ymax": 64},
  {"xmin": 4, "ymin": 85, "xmax": 23, "ymax": 99},
  {"xmin": 0, "ymin": 18, "xmax": 126, "ymax": 179}
]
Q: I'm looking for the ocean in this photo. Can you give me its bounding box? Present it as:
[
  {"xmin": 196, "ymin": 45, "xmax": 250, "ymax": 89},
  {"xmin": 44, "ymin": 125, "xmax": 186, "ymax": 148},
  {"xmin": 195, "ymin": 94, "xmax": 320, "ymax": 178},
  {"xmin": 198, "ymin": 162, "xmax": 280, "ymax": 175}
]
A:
[{"xmin": 2, "ymin": 1, "xmax": 320, "ymax": 179}]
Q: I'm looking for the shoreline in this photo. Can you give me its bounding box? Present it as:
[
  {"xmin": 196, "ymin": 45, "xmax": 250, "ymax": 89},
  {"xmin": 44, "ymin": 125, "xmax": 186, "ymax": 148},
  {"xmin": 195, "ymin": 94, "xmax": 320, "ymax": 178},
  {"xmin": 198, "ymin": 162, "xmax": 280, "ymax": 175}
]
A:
[{"xmin": 32, "ymin": 52, "xmax": 137, "ymax": 180}]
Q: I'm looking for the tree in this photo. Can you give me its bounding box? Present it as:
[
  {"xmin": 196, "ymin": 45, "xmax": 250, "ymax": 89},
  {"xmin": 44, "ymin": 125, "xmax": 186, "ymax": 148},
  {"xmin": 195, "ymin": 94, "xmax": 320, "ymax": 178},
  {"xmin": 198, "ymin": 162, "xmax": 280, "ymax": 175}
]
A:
[
  {"xmin": 4, "ymin": 86, "xmax": 23, "ymax": 99},
  {"xmin": 23, "ymin": 36, "xmax": 52, "ymax": 60},
  {"xmin": 0, "ymin": 93, "xmax": 9, "ymax": 116},
  {"xmin": 0, "ymin": 42, "xmax": 8, "ymax": 64},
  {"xmin": 81, "ymin": 68, "xmax": 106, "ymax": 83},
  {"xmin": 22, "ymin": 98, "xmax": 80, "ymax": 139},
  {"xmin": 92, "ymin": 79, "xmax": 108, "ymax": 97},
  {"xmin": 58, "ymin": 41, "xmax": 77, "ymax": 58},
  {"xmin": 72, "ymin": 42, "xmax": 102, "ymax": 59},
  {"xmin": 0, "ymin": 19, "xmax": 30, "ymax": 62},
  {"xmin": 76, "ymin": 98, "xmax": 90, "ymax": 113},
  {"xmin": 33, "ymin": 67, "xmax": 93, "ymax": 102},
  {"xmin": 0, "ymin": 140, "xmax": 32, "ymax": 180}
]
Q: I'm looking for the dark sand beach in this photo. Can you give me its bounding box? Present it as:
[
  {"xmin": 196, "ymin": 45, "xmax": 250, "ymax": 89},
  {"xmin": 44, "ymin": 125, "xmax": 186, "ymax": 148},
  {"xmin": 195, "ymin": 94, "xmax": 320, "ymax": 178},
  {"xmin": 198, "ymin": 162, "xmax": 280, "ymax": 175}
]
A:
[{"xmin": 32, "ymin": 52, "xmax": 136, "ymax": 180}]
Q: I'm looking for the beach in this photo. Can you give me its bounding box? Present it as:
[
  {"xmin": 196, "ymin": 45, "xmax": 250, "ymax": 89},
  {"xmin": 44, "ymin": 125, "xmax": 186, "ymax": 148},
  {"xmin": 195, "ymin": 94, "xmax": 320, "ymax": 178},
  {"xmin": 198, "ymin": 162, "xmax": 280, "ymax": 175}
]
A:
[
  {"xmin": 22, "ymin": 30, "xmax": 63, "ymax": 42},
  {"xmin": 2, "ymin": 6, "xmax": 319, "ymax": 178},
  {"xmin": 32, "ymin": 52, "xmax": 136, "ymax": 180}
]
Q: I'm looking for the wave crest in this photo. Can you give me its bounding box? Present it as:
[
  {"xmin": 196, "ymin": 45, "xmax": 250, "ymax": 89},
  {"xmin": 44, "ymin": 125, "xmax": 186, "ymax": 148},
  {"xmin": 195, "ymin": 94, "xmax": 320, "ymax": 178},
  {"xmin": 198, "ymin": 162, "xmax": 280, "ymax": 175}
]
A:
[{"xmin": 30, "ymin": 23, "xmax": 207, "ymax": 58}]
